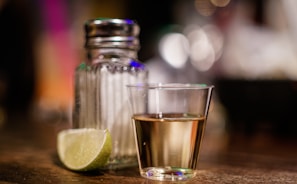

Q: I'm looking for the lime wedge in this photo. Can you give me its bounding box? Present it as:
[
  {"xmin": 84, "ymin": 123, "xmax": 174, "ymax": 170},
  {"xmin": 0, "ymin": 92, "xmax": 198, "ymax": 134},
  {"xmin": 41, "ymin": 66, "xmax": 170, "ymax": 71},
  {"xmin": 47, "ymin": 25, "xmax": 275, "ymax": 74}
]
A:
[{"xmin": 57, "ymin": 128, "xmax": 112, "ymax": 171}]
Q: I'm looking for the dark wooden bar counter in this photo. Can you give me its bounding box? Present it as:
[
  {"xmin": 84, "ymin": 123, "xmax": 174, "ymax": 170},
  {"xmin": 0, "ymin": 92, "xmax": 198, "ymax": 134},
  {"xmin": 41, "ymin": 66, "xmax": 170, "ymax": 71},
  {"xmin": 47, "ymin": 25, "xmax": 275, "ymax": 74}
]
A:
[{"xmin": 1, "ymin": 115, "xmax": 297, "ymax": 184}]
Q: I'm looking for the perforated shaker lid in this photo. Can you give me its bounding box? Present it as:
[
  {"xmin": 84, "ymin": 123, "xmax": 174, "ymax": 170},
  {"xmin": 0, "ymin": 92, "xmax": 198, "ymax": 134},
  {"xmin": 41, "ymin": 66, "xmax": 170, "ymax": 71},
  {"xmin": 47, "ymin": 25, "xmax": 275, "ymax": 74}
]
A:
[{"xmin": 84, "ymin": 18, "xmax": 140, "ymax": 50}]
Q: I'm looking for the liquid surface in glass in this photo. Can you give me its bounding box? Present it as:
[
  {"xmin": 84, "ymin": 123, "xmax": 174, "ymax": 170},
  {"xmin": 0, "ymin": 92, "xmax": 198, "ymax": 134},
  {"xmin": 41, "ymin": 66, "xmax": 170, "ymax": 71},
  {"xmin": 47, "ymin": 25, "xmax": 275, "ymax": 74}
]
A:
[{"xmin": 132, "ymin": 113, "xmax": 206, "ymax": 180}]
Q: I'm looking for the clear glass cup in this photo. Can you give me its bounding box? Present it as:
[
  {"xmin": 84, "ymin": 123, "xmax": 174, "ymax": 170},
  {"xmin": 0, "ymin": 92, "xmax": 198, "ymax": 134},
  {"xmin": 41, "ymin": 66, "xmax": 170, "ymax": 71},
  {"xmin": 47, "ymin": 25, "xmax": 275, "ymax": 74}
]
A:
[{"xmin": 127, "ymin": 83, "xmax": 214, "ymax": 181}]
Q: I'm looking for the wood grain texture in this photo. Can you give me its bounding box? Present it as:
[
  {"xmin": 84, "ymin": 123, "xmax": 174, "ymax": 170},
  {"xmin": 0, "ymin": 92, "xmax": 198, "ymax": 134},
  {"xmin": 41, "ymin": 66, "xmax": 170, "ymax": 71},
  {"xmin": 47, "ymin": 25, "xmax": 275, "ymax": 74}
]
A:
[{"xmin": 1, "ymin": 116, "xmax": 297, "ymax": 183}]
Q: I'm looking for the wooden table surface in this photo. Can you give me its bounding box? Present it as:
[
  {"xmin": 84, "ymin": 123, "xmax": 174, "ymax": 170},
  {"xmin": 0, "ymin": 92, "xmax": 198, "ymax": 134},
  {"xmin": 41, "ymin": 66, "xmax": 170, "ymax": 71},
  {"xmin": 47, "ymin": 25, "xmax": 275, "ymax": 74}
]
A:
[{"xmin": 1, "ymin": 115, "xmax": 297, "ymax": 184}]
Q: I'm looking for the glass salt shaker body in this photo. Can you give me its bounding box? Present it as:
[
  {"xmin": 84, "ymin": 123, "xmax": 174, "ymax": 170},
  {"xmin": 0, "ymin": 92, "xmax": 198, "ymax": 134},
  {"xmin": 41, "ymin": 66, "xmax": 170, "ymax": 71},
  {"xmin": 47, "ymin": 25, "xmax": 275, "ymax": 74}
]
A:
[{"xmin": 73, "ymin": 18, "xmax": 148, "ymax": 169}]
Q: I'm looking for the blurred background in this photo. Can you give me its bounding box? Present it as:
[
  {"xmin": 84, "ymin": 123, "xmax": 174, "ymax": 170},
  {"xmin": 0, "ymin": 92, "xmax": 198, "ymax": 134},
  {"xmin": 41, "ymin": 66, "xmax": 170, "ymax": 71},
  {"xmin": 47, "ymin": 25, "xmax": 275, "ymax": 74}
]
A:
[{"xmin": 1, "ymin": 0, "xmax": 297, "ymax": 153}]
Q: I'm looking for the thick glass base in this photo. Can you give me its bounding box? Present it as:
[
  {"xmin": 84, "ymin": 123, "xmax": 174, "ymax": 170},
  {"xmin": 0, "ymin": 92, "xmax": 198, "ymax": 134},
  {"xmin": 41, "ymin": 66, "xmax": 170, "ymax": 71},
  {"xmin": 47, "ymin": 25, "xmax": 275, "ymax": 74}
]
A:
[
  {"xmin": 101, "ymin": 156, "xmax": 138, "ymax": 170},
  {"xmin": 140, "ymin": 167, "xmax": 196, "ymax": 181}
]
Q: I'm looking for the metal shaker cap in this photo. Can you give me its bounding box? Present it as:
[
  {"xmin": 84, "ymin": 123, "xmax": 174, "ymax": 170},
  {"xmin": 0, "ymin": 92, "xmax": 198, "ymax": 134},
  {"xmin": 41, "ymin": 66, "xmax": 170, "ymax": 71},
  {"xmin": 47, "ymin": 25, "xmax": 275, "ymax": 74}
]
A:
[{"xmin": 84, "ymin": 18, "xmax": 140, "ymax": 50}]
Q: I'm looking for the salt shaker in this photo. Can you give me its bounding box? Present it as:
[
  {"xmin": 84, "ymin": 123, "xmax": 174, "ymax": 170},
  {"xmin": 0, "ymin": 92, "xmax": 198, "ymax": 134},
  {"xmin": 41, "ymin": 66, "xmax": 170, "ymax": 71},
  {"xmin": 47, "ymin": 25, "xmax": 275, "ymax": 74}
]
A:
[{"xmin": 73, "ymin": 18, "xmax": 148, "ymax": 169}]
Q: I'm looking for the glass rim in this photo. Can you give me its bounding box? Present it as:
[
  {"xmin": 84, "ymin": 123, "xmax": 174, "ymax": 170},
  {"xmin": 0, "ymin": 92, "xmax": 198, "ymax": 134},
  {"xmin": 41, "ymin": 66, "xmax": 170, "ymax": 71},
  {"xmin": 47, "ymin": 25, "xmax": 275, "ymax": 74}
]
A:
[{"xmin": 126, "ymin": 83, "xmax": 214, "ymax": 90}]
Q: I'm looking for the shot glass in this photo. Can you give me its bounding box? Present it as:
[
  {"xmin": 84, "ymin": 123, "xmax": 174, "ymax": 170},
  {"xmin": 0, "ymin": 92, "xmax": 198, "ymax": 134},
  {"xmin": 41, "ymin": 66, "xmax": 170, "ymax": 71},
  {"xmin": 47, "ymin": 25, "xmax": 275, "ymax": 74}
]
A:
[{"xmin": 127, "ymin": 83, "xmax": 214, "ymax": 181}]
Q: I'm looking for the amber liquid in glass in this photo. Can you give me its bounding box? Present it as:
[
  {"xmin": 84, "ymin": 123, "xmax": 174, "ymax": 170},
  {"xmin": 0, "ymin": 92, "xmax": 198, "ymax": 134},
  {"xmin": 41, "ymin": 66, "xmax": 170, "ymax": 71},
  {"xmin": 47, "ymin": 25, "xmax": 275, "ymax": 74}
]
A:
[{"xmin": 132, "ymin": 113, "xmax": 206, "ymax": 181}]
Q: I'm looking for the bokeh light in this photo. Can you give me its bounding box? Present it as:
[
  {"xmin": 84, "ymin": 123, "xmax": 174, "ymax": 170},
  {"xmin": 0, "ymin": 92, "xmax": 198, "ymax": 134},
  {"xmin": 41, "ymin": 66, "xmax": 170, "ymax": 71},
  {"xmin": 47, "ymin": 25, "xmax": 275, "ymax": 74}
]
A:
[
  {"xmin": 210, "ymin": 0, "xmax": 231, "ymax": 7},
  {"xmin": 158, "ymin": 33, "xmax": 189, "ymax": 69},
  {"xmin": 186, "ymin": 24, "xmax": 224, "ymax": 71},
  {"xmin": 194, "ymin": 0, "xmax": 217, "ymax": 16}
]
